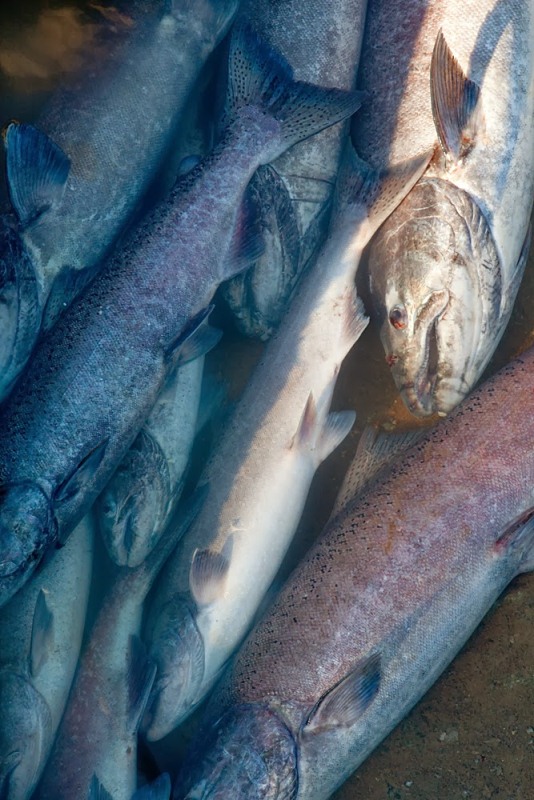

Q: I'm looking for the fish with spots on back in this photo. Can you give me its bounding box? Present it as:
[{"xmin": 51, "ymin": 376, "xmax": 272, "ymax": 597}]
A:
[
  {"xmin": 352, "ymin": 0, "xmax": 534, "ymax": 416},
  {"xmin": 0, "ymin": 24, "xmax": 363, "ymax": 608},
  {"xmin": 141, "ymin": 142, "xmax": 432, "ymax": 743},
  {"xmin": 222, "ymin": 0, "xmax": 370, "ymax": 339},
  {"xmin": 0, "ymin": 0, "xmax": 238, "ymax": 401},
  {"xmin": 175, "ymin": 345, "xmax": 534, "ymax": 800},
  {"xmin": 0, "ymin": 516, "xmax": 93, "ymax": 800}
]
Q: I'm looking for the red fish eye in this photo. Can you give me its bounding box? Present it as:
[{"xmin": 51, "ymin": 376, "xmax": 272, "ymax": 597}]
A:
[{"xmin": 389, "ymin": 306, "xmax": 407, "ymax": 330}]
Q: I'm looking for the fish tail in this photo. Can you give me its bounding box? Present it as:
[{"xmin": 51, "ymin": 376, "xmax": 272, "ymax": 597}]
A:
[{"xmin": 224, "ymin": 24, "xmax": 365, "ymax": 162}]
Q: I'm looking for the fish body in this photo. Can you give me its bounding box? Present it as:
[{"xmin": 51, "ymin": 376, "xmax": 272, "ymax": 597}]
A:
[
  {"xmin": 353, "ymin": 0, "xmax": 534, "ymax": 415},
  {"xmin": 0, "ymin": 516, "xmax": 93, "ymax": 800},
  {"xmin": 0, "ymin": 0, "xmax": 238, "ymax": 399},
  {"xmin": 223, "ymin": 0, "xmax": 368, "ymax": 338},
  {"xmin": 176, "ymin": 346, "xmax": 534, "ymax": 800},
  {"xmin": 143, "ymin": 149, "xmax": 431, "ymax": 741},
  {"xmin": 35, "ymin": 495, "xmax": 196, "ymax": 800},
  {"xmin": 0, "ymin": 26, "xmax": 363, "ymax": 608},
  {"xmin": 98, "ymin": 356, "xmax": 205, "ymax": 567}
]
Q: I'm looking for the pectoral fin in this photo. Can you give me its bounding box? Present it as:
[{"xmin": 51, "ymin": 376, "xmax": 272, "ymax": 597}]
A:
[
  {"xmin": 88, "ymin": 775, "xmax": 113, "ymax": 800},
  {"xmin": 430, "ymin": 30, "xmax": 481, "ymax": 161},
  {"xmin": 190, "ymin": 536, "xmax": 233, "ymax": 607},
  {"xmin": 29, "ymin": 588, "xmax": 54, "ymax": 678},
  {"xmin": 4, "ymin": 122, "xmax": 70, "ymax": 227},
  {"xmin": 127, "ymin": 635, "xmax": 157, "ymax": 733},
  {"xmin": 54, "ymin": 439, "xmax": 109, "ymax": 508},
  {"xmin": 303, "ymin": 652, "xmax": 381, "ymax": 735}
]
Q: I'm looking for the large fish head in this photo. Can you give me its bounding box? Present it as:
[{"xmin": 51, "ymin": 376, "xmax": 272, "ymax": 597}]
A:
[
  {"xmin": 97, "ymin": 430, "xmax": 172, "ymax": 568},
  {"xmin": 368, "ymin": 179, "xmax": 502, "ymax": 417},
  {"xmin": 0, "ymin": 215, "xmax": 40, "ymax": 402},
  {"xmin": 0, "ymin": 670, "xmax": 52, "ymax": 800},
  {"xmin": 143, "ymin": 594, "xmax": 205, "ymax": 741},
  {"xmin": 0, "ymin": 483, "xmax": 55, "ymax": 607},
  {"xmin": 175, "ymin": 703, "xmax": 298, "ymax": 800}
]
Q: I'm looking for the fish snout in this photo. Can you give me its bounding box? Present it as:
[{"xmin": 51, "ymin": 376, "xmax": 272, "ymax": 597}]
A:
[{"xmin": 175, "ymin": 704, "xmax": 298, "ymax": 800}]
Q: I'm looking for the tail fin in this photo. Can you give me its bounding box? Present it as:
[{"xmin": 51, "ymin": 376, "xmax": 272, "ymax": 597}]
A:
[{"xmin": 224, "ymin": 24, "xmax": 365, "ymax": 159}]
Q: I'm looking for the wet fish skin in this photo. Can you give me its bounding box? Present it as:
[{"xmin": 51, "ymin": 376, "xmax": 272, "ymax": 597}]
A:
[
  {"xmin": 176, "ymin": 346, "xmax": 534, "ymax": 800},
  {"xmin": 35, "ymin": 492, "xmax": 201, "ymax": 800},
  {"xmin": 355, "ymin": 0, "xmax": 534, "ymax": 416},
  {"xmin": 0, "ymin": 517, "xmax": 93, "ymax": 800},
  {"xmin": 0, "ymin": 26, "xmax": 363, "ymax": 609},
  {"xmin": 224, "ymin": 0, "xmax": 369, "ymax": 339},
  {"xmin": 0, "ymin": 0, "xmax": 239, "ymax": 400},
  {"xmin": 143, "ymin": 148, "xmax": 431, "ymax": 742},
  {"xmin": 97, "ymin": 357, "xmax": 205, "ymax": 567}
]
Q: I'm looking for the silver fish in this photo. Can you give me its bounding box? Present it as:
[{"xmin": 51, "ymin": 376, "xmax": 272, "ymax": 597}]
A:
[
  {"xmin": 97, "ymin": 356, "xmax": 205, "ymax": 568},
  {"xmin": 0, "ymin": 516, "xmax": 93, "ymax": 800},
  {"xmin": 0, "ymin": 26, "xmax": 362, "ymax": 609},
  {"xmin": 142, "ymin": 147, "xmax": 430, "ymax": 742},
  {"xmin": 353, "ymin": 0, "xmax": 534, "ymax": 416},
  {"xmin": 35, "ymin": 493, "xmax": 201, "ymax": 800},
  {"xmin": 176, "ymin": 346, "xmax": 534, "ymax": 800},
  {"xmin": 0, "ymin": 0, "xmax": 238, "ymax": 400},
  {"xmin": 223, "ymin": 0, "xmax": 368, "ymax": 339}
]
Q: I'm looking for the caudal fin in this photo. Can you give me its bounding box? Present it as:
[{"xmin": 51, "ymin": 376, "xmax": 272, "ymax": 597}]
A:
[{"xmin": 224, "ymin": 24, "xmax": 365, "ymax": 161}]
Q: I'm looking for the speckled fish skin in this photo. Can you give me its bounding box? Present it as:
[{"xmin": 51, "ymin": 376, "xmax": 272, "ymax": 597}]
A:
[
  {"xmin": 0, "ymin": 517, "xmax": 93, "ymax": 800},
  {"xmin": 176, "ymin": 347, "xmax": 534, "ymax": 800},
  {"xmin": 223, "ymin": 0, "xmax": 368, "ymax": 339},
  {"xmin": 35, "ymin": 500, "xmax": 190, "ymax": 800},
  {"xmin": 142, "ymin": 148, "xmax": 431, "ymax": 743},
  {"xmin": 354, "ymin": 0, "xmax": 534, "ymax": 417},
  {"xmin": 97, "ymin": 356, "xmax": 205, "ymax": 568},
  {"xmin": 0, "ymin": 0, "xmax": 238, "ymax": 400},
  {"xmin": 0, "ymin": 27, "xmax": 363, "ymax": 609}
]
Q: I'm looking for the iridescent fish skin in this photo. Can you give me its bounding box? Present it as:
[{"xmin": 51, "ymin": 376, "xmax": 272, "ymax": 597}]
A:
[
  {"xmin": 176, "ymin": 347, "xmax": 534, "ymax": 800},
  {"xmin": 223, "ymin": 0, "xmax": 369, "ymax": 339},
  {"xmin": 0, "ymin": 0, "xmax": 238, "ymax": 400},
  {"xmin": 0, "ymin": 27, "xmax": 362, "ymax": 607},
  {"xmin": 0, "ymin": 517, "xmax": 93, "ymax": 800},
  {"xmin": 354, "ymin": 0, "xmax": 534, "ymax": 416}
]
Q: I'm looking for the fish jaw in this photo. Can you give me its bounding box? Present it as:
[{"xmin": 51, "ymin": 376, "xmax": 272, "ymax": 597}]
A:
[
  {"xmin": 368, "ymin": 179, "xmax": 502, "ymax": 417},
  {"xmin": 175, "ymin": 703, "xmax": 298, "ymax": 800},
  {"xmin": 0, "ymin": 483, "xmax": 55, "ymax": 608},
  {"xmin": 143, "ymin": 594, "xmax": 205, "ymax": 742},
  {"xmin": 0, "ymin": 671, "xmax": 52, "ymax": 800}
]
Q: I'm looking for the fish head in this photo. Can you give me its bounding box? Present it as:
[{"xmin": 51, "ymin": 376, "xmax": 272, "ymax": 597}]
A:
[
  {"xmin": 143, "ymin": 594, "xmax": 205, "ymax": 741},
  {"xmin": 0, "ymin": 483, "xmax": 55, "ymax": 606},
  {"xmin": 176, "ymin": 703, "xmax": 298, "ymax": 800},
  {"xmin": 97, "ymin": 431, "xmax": 171, "ymax": 567},
  {"xmin": 368, "ymin": 179, "xmax": 501, "ymax": 417},
  {"xmin": 0, "ymin": 215, "xmax": 41, "ymax": 400},
  {"xmin": 0, "ymin": 670, "xmax": 52, "ymax": 800}
]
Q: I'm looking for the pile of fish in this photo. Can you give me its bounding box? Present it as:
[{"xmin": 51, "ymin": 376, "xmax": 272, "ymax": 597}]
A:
[{"xmin": 0, "ymin": 1, "xmax": 532, "ymax": 799}]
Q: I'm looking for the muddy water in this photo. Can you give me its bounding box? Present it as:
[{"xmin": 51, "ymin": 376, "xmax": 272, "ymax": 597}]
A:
[{"xmin": 1, "ymin": 3, "xmax": 533, "ymax": 798}]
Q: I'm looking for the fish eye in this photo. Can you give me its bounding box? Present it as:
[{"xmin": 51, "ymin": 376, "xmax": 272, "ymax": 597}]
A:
[{"xmin": 388, "ymin": 305, "xmax": 407, "ymax": 330}]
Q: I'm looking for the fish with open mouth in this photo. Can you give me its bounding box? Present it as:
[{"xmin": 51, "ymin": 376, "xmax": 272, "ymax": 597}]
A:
[
  {"xmin": 353, "ymin": 0, "xmax": 534, "ymax": 416},
  {"xmin": 175, "ymin": 345, "xmax": 534, "ymax": 800},
  {"xmin": 0, "ymin": 24, "xmax": 363, "ymax": 608}
]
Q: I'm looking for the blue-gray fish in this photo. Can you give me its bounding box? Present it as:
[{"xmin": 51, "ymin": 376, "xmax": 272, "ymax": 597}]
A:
[
  {"xmin": 142, "ymin": 147, "xmax": 430, "ymax": 742},
  {"xmin": 97, "ymin": 356, "xmax": 205, "ymax": 568},
  {"xmin": 0, "ymin": 25, "xmax": 363, "ymax": 608},
  {"xmin": 354, "ymin": 0, "xmax": 534, "ymax": 416},
  {"xmin": 175, "ymin": 345, "xmax": 534, "ymax": 800},
  {"xmin": 222, "ymin": 0, "xmax": 369, "ymax": 339},
  {"xmin": 0, "ymin": 0, "xmax": 238, "ymax": 400},
  {"xmin": 0, "ymin": 516, "xmax": 93, "ymax": 800}
]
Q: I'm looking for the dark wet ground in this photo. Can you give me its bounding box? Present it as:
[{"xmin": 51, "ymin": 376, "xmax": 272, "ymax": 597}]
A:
[{"xmin": 1, "ymin": 3, "xmax": 533, "ymax": 797}]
